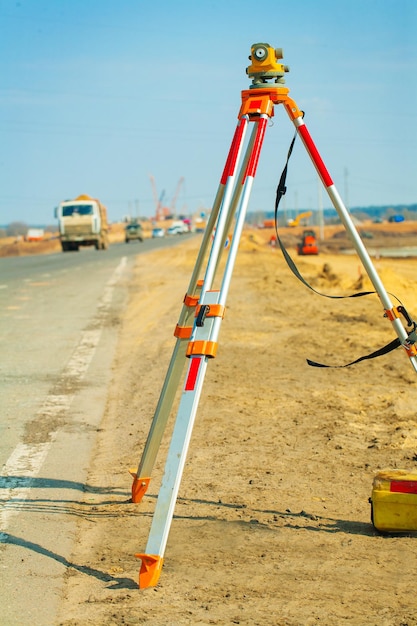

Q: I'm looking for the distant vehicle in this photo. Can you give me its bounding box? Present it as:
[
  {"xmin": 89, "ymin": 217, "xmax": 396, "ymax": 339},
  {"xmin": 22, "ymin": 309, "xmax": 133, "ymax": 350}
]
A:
[
  {"xmin": 167, "ymin": 221, "xmax": 189, "ymax": 235},
  {"xmin": 194, "ymin": 218, "xmax": 206, "ymax": 233},
  {"xmin": 388, "ymin": 215, "xmax": 405, "ymax": 223},
  {"xmin": 297, "ymin": 230, "xmax": 318, "ymax": 255},
  {"xmin": 125, "ymin": 221, "xmax": 144, "ymax": 243},
  {"xmin": 55, "ymin": 194, "xmax": 109, "ymax": 252},
  {"xmin": 287, "ymin": 211, "xmax": 312, "ymax": 227},
  {"xmin": 26, "ymin": 228, "xmax": 44, "ymax": 242},
  {"xmin": 152, "ymin": 227, "xmax": 165, "ymax": 238}
]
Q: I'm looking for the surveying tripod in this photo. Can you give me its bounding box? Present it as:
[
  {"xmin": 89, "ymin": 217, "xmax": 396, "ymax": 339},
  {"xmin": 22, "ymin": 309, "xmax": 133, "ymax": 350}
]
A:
[{"xmin": 131, "ymin": 43, "xmax": 417, "ymax": 588}]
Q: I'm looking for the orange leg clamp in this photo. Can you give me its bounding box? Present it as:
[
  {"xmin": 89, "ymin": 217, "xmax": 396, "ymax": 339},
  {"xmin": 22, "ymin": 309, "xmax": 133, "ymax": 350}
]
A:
[
  {"xmin": 384, "ymin": 307, "xmax": 417, "ymax": 357},
  {"xmin": 183, "ymin": 293, "xmax": 200, "ymax": 307},
  {"xmin": 176, "ymin": 284, "xmax": 205, "ymax": 338},
  {"xmin": 403, "ymin": 343, "xmax": 417, "ymax": 358},
  {"xmin": 186, "ymin": 340, "xmax": 218, "ymax": 358},
  {"xmin": 183, "ymin": 280, "xmax": 204, "ymax": 307},
  {"xmin": 129, "ymin": 471, "xmax": 150, "ymax": 503},
  {"xmin": 385, "ymin": 307, "xmax": 400, "ymax": 321},
  {"xmin": 135, "ymin": 553, "xmax": 164, "ymax": 588},
  {"xmin": 174, "ymin": 324, "xmax": 192, "ymax": 339}
]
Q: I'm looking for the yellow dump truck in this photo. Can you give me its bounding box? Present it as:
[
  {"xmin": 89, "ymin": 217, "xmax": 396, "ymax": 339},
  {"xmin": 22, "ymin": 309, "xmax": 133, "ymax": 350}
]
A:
[{"xmin": 55, "ymin": 194, "xmax": 109, "ymax": 252}]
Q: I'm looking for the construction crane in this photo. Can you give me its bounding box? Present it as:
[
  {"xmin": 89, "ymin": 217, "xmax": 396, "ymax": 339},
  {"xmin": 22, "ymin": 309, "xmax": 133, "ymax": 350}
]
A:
[{"xmin": 149, "ymin": 175, "xmax": 166, "ymax": 221}]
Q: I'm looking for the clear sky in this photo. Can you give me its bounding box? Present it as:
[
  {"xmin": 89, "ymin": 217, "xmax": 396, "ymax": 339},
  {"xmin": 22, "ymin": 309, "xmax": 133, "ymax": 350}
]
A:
[{"xmin": 1, "ymin": 0, "xmax": 416, "ymax": 225}]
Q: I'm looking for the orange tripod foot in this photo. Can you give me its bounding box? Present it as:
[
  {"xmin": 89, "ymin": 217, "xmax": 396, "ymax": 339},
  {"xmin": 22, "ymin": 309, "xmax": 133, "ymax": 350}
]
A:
[
  {"xmin": 129, "ymin": 471, "xmax": 150, "ymax": 503},
  {"xmin": 135, "ymin": 553, "xmax": 164, "ymax": 588}
]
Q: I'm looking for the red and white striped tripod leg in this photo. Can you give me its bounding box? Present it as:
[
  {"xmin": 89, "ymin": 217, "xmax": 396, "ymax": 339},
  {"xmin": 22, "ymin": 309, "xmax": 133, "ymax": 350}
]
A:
[
  {"xmin": 290, "ymin": 114, "xmax": 417, "ymax": 373},
  {"xmin": 130, "ymin": 117, "xmax": 250, "ymax": 502},
  {"xmin": 135, "ymin": 115, "xmax": 269, "ymax": 588},
  {"xmin": 212, "ymin": 115, "xmax": 269, "ymax": 341},
  {"xmin": 200, "ymin": 116, "xmax": 249, "ymax": 295}
]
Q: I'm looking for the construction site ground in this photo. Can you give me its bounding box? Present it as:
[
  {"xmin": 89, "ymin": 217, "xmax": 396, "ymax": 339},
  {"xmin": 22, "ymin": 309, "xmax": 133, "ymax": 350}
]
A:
[{"xmin": 4, "ymin": 221, "xmax": 417, "ymax": 624}]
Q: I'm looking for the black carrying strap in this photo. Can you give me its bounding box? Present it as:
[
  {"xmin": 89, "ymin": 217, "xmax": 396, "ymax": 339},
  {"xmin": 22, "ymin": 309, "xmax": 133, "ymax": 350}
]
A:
[
  {"xmin": 306, "ymin": 337, "xmax": 401, "ymax": 368},
  {"xmin": 274, "ymin": 126, "xmax": 406, "ymax": 368},
  {"xmin": 274, "ymin": 128, "xmax": 374, "ymax": 301}
]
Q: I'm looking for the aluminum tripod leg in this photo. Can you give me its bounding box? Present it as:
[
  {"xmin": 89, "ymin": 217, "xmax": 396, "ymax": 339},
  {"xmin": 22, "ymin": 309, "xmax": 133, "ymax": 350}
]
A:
[
  {"xmin": 130, "ymin": 120, "xmax": 253, "ymax": 503},
  {"xmin": 130, "ymin": 191, "xmax": 219, "ymax": 502},
  {"xmin": 283, "ymin": 100, "xmax": 417, "ymax": 373},
  {"xmin": 135, "ymin": 115, "xmax": 268, "ymax": 588}
]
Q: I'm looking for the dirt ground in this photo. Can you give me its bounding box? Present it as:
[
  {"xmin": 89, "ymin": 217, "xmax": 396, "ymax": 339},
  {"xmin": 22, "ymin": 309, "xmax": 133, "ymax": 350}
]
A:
[{"xmin": 40, "ymin": 223, "xmax": 417, "ymax": 624}]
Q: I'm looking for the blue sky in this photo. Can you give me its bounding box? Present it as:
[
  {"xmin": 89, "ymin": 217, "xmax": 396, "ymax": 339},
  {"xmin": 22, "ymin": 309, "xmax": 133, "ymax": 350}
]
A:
[{"xmin": 1, "ymin": 0, "xmax": 416, "ymax": 225}]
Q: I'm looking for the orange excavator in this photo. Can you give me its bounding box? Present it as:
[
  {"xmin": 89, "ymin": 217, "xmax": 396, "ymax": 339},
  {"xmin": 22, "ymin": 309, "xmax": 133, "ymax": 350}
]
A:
[{"xmin": 297, "ymin": 229, "xmax": 319, "ymax": 255}]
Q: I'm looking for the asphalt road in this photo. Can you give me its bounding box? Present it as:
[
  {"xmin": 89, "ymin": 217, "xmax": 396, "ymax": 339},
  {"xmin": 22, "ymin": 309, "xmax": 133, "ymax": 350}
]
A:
[{"xmin": 0, "ymin": 235, "xmax": 193, "ymax": 624}]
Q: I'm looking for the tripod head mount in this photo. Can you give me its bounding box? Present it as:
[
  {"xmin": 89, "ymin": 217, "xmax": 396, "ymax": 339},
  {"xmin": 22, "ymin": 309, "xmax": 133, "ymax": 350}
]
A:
[{"xmin": 246, "ymin": 43, "xmax": 289, "ymax": 88}]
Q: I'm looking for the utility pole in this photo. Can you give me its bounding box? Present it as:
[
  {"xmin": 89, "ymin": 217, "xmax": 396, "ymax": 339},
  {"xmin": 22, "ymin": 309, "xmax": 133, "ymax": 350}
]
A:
[{"xmin": 344, "ymin": 167, "xmax": 349, "ymax": 210}]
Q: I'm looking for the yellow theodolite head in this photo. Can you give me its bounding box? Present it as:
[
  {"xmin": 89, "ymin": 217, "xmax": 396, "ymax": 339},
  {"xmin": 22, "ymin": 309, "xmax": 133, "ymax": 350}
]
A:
[{"xmin": 246, "ymin": 43, "xmax": 289, "ymax": 87}]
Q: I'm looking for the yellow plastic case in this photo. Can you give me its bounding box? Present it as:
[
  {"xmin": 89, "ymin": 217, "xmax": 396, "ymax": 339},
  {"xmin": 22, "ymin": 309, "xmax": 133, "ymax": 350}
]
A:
[{"xmin": 370, "ymin": 469, "xmax": 417, "ymax": 533}]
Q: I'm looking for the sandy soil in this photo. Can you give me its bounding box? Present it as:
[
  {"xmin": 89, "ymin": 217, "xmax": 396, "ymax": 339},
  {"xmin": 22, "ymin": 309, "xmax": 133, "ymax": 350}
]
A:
[{"xmin": 52, "ymin": 223, "xmax": 417, "ymax": 625}]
